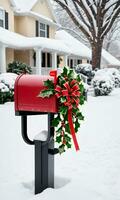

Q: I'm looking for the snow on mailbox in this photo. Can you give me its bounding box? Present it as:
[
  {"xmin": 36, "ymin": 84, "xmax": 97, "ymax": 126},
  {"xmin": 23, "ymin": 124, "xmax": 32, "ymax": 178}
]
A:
[{"xmin": 14, "ymin": 73, "xmax": 57, "ymax": 113}]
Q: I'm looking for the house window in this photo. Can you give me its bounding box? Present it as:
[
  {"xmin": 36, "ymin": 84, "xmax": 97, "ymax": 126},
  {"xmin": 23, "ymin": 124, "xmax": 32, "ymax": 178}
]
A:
[
  {"xmin": 77, "ymin": 59, "xmax": 82, "ymax": 64},
  {"xmin": 87, "ymin": 60, "xmax": 90, "ymax": 63},
  {"xmin": 42, "ymin": 52, "xmax": 52, "ymax": 68},
  {"xmin": 0, "ymin": 9, "xmax": 5, "ymax": 28},
  {"xmin": 39, "ymin": 23, "xmax": 47, "ymax": 37},
  {"xmin": 70, "ymin": 59, "xmax": 73, "ymax": 68}
]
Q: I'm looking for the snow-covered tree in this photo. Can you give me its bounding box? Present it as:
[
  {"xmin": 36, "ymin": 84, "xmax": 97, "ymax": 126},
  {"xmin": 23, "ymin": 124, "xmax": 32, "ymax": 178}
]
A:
[
  {"xmin": 104, "ymin": 17, "xmax": 120, "ymax": 51},
  {"xmin": 53, "ymin": 0, "xmax": 120, "ymax": 69}
]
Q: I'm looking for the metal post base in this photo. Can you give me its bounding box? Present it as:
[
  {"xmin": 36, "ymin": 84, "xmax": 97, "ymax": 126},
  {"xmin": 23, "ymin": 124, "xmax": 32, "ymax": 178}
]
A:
[
  {"xmin": 19, "ymin": 112, "xmax": 58, "ymax": 195},
  {"xmin": 34, "ymin": 113, "xmax": 55, "ymax": 195}
]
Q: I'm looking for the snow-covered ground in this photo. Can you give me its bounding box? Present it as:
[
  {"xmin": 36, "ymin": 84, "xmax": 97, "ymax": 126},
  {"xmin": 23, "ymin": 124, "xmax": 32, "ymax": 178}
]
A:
[{"xmin": 0, "ymin": 89, "xmax": 120, "ymax": 200}]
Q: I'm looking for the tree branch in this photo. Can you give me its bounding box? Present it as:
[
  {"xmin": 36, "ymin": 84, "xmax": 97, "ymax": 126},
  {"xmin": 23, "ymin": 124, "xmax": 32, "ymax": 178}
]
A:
[
  {"xmin": 72, "ymin": 1, "xmax": 90, "ymax": 29},
  {"xmin": 102, "ymin": 5, "xmax": 120, "ymax": 37},
  {"xmin": 53, "ymin": 0, "xmax": 93, "ymax": 42}
]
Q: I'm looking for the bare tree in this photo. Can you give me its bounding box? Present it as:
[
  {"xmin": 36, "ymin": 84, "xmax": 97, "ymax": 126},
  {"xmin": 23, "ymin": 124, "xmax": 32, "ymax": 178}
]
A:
[
  {"xmin": 52, "ymin": 0, "xmax": 120, "ymax": 69},
  {"xmin": 54, "ymin": 3, "xmax": 89, "ymax": 44},
  {"xmin": 104, "ymin": 17, "xmax": 120, "ymax": 51}
]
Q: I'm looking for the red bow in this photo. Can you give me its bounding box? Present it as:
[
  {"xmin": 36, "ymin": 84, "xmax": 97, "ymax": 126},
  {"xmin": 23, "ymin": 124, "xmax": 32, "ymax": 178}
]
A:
[
  {"xmin": 55, "ymin": 81, "xmax": 80, "ymax": 110},
  {"xmin": 55, "ymin": 81, "xmax": 80, "ymax": 151}
]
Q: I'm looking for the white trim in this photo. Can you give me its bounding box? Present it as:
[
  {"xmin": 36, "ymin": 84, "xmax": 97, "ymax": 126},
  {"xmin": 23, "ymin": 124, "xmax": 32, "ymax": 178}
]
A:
[
  {"xmin": 36, "ymin": 48, "xmax": 42, "ymax": 75},
  {"xmin": 52, "ymin": 52, "xmax": 57, "ymax": 69},
  {"xmin": 0, "ymin": 8, "xmax": 5, "ymax": 28},
  {"xmin": 0, "ymin": 45, "xmax": 6, "ymax": 73},
  {"xmin": 64, "ymin": 55, "xmax": 68, "ymax": 66}
]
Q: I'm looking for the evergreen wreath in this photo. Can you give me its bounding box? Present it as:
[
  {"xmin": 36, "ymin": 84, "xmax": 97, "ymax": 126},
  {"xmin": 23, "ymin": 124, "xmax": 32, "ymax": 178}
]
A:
[{"xmin": 39, "ymin": 67, "xmax": 85, "ymax": 154}]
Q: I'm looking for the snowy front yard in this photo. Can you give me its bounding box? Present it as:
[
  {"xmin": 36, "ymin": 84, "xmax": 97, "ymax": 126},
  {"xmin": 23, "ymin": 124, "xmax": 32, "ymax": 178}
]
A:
[{"xmin": 0, "ymin": 89, "xmax": 120, "ymax": 200}]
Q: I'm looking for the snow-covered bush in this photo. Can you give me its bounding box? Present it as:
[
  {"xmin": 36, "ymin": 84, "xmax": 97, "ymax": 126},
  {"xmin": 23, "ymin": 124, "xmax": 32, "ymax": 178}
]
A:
[
  {"xmin": 0, "ymin": 73, "xmax": 18, "ymax": 104},
  {"xmin": 75, "ymin": 63, "xmax": 94, "ymax": 84},
  {"xmin": 95, "ymin": 68, "xmax": 120, "ymax": 88},
  {"xmin": 7, "ymin": 61, "xmax": 32, "ymax": 75},
  {"xmin": 92, "ymin": 75, "xmax": 114, "ymax": 96}
]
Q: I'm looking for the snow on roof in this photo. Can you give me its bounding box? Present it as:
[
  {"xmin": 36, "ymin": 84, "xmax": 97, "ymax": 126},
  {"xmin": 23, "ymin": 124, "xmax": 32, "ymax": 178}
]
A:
[
  {"xmin": 1, "ymin": 27, "xmax": 119, "ymax": 67},
  {"xmin": 102, "ymin": 49, "xmax": 120, "ymax": 67},
  {"xmin": 55, "ymin": 30, "xmax": 91, "ymax": 59},
  {"xmin": 11, "ymin": 0, "xmax": 58, "ymax": 23},
  {"xmin": 56, "ymin": 30, "xmax": 120, "ymax": 67},
  {"xmin": 10, "ymin": 0, "xmax": 38, "ymax": 12},
  {"xmin": 0, "ymin": 27, "xmax": 71, "ymax": 54}
]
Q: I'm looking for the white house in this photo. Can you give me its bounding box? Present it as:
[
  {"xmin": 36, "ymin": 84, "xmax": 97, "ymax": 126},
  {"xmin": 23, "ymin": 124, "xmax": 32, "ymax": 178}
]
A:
[{"xmin": 0, "ymin": 0, "xmax": 120, "ymax": 75}]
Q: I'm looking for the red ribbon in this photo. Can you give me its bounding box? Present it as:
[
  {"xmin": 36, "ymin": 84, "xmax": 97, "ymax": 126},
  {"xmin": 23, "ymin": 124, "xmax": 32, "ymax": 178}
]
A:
[{"xmin": 68, "ymin": 109, "xmax": 80, "ymax": 151}]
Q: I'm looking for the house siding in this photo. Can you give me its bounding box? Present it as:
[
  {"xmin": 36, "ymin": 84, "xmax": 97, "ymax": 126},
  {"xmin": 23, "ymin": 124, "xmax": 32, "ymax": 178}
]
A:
[
  {"xmin": 14, "ymin": 15, "xmax": 56, "ymax": 38},
  {"xmin": 32, "ymin": 0, "xmax": 55, "ymax": 21},
  {"xmin": 14, "ymin": 16, "xmax": 35, "ymax": 37},
  {"xmin": 6, "ymin": 48, "xmax": 14, "ymax": 67},
  {"xmin": 14, "ymin": 50, "xmax": 30, "ymax": 65},
  {"xmin": 32, "ymin": 0, "xmax": 56, "ymax": 39}
]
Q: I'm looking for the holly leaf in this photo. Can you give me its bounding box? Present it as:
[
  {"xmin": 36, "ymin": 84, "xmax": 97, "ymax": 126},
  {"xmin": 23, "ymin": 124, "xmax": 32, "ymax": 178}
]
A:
[
  {"xmin": 68, "ymin": 69, "xmax": 74, "ymax": 79},
  {"xmin": 52, "ymin": 117, "xmax": 60, "ymax": 127},
  {"xmin": 62, "ymin": 66, "xmax": 68, "ymax": 76},
  {"xmin": 77, "ymin": 112, "xmax": 84, "ymax": 121},
  {"xmin": 56, "ymin": 127, "xmax": 62, "ymax": 133},
  {"xmin": 38, "ymin": 89, "xmax": 54, "ymax": 98},
  {"xmin": 66, "ymin": 142, "xmax": 72, "ymax": 149},
  {"xmin": 75, "ymin": 120, "xmax": 80, "ymax": 132},
  {"xmin": 44, "ymin": 79, "xmax": 54, "ymax": 89},
  {"xmin": 79, "ymin": 95, "xmax": 85, "ymax": 105},
  {"xmin": 65, "ymin": 123, "xmax": 70, "ymax": 133},
  {"xmin": 56, "ymin": 135, "xmax": 62, "ymax": 143},
  {"xmin": 59, "ymin": 144, "xmax": 65, "ymax": 154},
  {"xmin": 76, "ymin": 75, "xmax": 81, "ymax": 82},
  {"xmin": 60, "ymin": 96, "xmax": 66, "ymax": 103},
  {"xmin": 59, "ymin": 105, "xmax": 68, "ymax": 115},
  {"xmin": 64, "ymin": 134, "xmax": 71, "ymax": 142},
  {"xmin": 79, "ymin": 84, "xmax": 84, "ymax": 93},
  {"xmin": 72, "ymin": 108, "xmax": 79, "ymax": 114}
]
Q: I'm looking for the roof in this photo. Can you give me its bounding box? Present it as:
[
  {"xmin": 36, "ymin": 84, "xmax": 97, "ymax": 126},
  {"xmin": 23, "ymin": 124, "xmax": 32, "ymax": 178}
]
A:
[
  {"xmin": 102, "ymin": 49, "xmax": 120, "ymax": 67},
  {"xmin": 55, "ymin": 30, "xmax": 91, "ymax": 59},
  {"xmin": 10, "ymin": 0, "xmax": 58, "ymax": 23},
  {"xmin": 1, "ymin": 27, "xmax": 120, "ymax": 67},
  {"xmin": 10, "ymin": 0, "xmax": 38, "ymax": 12},
  {"xmin": 0, "ymin": 27, "xmax": 71, "ymax": 54}
]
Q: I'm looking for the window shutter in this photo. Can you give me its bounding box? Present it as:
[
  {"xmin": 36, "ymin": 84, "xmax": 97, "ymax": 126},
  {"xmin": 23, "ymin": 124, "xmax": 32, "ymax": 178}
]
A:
[
  {"xmin": 5, "ymin": 11, "xmax": 8, "ymax": 30},
  {"xmin": 36, "ymin": 20, "xmax": 39, "ymax": 37},
  {"xmin": 47, "ymin": 25, "xmax": 49, "ymax": 38}
]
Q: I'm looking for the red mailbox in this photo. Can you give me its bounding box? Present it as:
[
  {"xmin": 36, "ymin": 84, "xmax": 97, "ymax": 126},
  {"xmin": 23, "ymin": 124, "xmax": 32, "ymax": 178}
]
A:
[{"xmin": 14, "ymin": 74, "xmax": 57, "ymax": 113}]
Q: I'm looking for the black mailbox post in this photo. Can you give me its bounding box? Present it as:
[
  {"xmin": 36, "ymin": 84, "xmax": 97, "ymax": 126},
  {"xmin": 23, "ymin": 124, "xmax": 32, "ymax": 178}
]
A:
[{"xmin": 16, "ymin": 111, "xmax": 58, "ymax": 195}]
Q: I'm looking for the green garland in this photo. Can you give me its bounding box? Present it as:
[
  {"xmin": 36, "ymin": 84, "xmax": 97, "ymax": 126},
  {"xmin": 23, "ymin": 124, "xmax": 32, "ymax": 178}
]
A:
[{"xmin": 39, "ymin": 67, "xmax": 85, "ymax": 154}]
